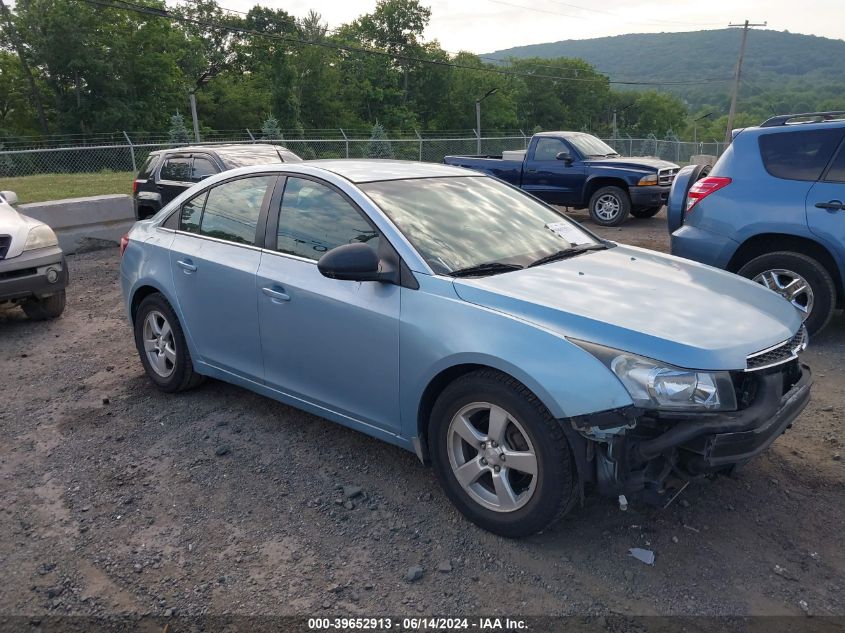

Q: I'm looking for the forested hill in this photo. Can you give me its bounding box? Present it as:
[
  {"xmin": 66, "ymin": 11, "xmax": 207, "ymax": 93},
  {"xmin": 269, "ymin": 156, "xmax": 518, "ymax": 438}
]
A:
[{"xmin": 487, "ymin": 29, "xmax": 845, "ymax": 112}]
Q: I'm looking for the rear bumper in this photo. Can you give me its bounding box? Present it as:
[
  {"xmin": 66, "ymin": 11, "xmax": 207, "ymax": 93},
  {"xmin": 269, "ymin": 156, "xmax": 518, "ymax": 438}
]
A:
[
  {"xmin": 670, "ymin": 224, "xmax": 739, "ymax": 269},
  {"xmin": 629, "ymin": 185, "xmax": 671, "ymax": 208},
  {"xmin": 0, "ymin": 246, "xmax": 69, "ymax": 301},
  {"xmin": 580, "ymin": 362, "xmax": 811, "ymax": 499}
]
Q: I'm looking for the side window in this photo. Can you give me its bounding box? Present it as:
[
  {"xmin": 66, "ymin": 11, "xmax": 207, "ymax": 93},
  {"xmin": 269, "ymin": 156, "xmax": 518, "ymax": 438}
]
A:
[
  {"xmin": 191, "ymin": 157, "xmax": 218, "ymax": 182},
  {"xmin": 180, "ymin": 192, "xmax": 206, "ymax": 233},
  {"xmin": 759, "ymin": 129, "xmax": 845, "ymax": 181},
  {"xmin": 199, "ymin": 176, "xmax": 275, "ymax": 245},
  {"xmin": 160, "ymin": 157, "xmax": 191, "ymax": 182},
  {"xmin": 533, "ymin": 138, "xmax": 568, "ymax": 161},
  {"xmin": 824, "ymin": 146, "xmax": 845, "ymax": 183},
  {"xmin": 276, "ymin": 177, "xmax": 380, "ymax": 260}
]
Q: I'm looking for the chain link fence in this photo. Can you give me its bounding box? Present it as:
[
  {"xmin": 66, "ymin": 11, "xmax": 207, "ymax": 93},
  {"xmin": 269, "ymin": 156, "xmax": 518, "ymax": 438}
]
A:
[{"xmin": 0, "ymin": 130, "xmax": 723, "ymax": 202}]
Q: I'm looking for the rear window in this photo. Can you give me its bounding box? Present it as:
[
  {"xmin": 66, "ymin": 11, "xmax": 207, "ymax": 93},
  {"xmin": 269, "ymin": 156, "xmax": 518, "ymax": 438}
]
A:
[
  {"xmin": 825, "ymin": 147, "xmax": 845, "ymax": 183},
  {"xmin": 137, "ymin": 155, "xmax": 158, "ymax": 179},
  {"xmin": 759, "ymin": 129, "xmax": 845, "ymax": 181}
]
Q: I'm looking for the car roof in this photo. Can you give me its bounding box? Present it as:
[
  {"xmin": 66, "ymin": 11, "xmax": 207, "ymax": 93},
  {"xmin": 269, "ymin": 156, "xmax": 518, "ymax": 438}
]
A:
[
  {"xmin": 151, "ymin": 143, "xmax": 288, "ymax": 156},
  {"xmin": 306, "ymin": 159, "xmax": 475, "ymax": 183}
]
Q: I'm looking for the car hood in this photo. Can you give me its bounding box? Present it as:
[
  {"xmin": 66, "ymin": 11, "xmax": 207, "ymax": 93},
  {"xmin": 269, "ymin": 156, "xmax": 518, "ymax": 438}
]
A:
[
  {"xmin": 586, "ymin": 157, "xmax": 678, "ymax": 172},
  {"xmin": 451, "ymin": 245, "xmax": 802, "ymax": 371}
]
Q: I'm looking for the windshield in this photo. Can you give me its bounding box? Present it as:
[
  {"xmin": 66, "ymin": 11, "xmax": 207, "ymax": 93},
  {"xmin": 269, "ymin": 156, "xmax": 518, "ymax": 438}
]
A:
[
  {"xmin": 567, "ymin": 134, "xmax": 619, "ymax": 158},
  {"xmin": 361, "ymin": 176, "xmax": 598, "ymax": 274}
]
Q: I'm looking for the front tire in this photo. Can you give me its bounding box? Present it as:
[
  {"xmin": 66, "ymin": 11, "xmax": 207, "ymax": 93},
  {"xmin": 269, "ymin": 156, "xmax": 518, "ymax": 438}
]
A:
[
  {"xmin": 23, "ymin": 290, "xmax": 66, "ymax": 320},
  {"xmin": 428, "ymin": 369, "xmax": 577, "ymax": 538},
  {"xmin": 588, "ymin": 186, "xmax": 631, "ymax": 227},
  {"xmin": 133, "ymin": 293, "xmax": 204, "ymax": 392},
  {"xmin": 737, "ymin": 251, "xmax": 836, "ymax": 336}
]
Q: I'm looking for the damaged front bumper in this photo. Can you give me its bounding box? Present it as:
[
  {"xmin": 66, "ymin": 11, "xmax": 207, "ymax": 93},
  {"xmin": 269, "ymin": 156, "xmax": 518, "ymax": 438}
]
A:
[{"xmin": 568, "ymin": 361, "xmax": 811, "ymax": 502}]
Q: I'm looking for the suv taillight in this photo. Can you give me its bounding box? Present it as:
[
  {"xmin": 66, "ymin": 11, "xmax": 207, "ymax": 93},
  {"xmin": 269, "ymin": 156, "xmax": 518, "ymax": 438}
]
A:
[
  {"xmin": 132, "ymin": 180, "xmax": 139, "ymax": 194},
  {"xmin": 686, "ymin": 177, "xmax": 732, "ymax": 213},
  {"xmin": 120, "ymin": 233, "xmax": 129, "ymax": 257}
]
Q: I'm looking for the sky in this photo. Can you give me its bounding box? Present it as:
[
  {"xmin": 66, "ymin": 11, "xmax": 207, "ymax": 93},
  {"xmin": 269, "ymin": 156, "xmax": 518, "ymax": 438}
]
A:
[{"xmin": 222, "ymin": 0, "xmax": 845, "ymax": 53}]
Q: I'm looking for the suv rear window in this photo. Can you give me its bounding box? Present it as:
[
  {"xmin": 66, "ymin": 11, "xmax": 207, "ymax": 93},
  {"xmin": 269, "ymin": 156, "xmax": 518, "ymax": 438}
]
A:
[
  {"xmin": 759, "ymin": 129, "xmax": 845, "ymax": 181},
  {"xmin": 137, "ymin": 155, "xmax": 158, "ymax": 179}
]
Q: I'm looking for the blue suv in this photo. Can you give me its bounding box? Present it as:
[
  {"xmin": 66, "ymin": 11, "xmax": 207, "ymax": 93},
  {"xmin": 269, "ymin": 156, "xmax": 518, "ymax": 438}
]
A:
[{"xmin": 669, "ymin": 111, "xmax": 845, "ymax": 335}]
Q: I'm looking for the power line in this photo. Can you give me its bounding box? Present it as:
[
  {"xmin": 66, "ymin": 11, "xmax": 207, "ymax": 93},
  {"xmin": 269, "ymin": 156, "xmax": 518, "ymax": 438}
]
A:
[{"xmin": 78, "ymin": 0, "xmax": 730, "ymax": 87}]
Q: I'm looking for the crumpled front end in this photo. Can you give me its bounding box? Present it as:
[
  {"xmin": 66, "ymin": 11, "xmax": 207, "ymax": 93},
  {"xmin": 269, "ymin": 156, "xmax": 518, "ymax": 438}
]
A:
[{"xmin": 567, "ymin": 337, "xmax": 812, "ymax": 505}]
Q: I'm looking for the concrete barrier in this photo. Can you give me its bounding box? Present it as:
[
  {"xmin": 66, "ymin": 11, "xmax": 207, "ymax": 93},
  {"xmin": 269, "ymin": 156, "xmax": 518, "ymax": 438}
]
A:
[{"xmin": 19, "ymin": 194, "xmax": 135, "ymax": 254}]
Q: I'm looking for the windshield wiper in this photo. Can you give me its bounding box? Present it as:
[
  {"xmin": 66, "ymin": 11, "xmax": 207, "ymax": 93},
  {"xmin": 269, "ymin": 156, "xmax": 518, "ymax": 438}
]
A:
[
  {"xmin": 449, "ymin": 261, "xmax": 524, "ymax": 278},
  {"xmin": 528, "ymin": 243, "xmax": 608, "ymax": 268}
]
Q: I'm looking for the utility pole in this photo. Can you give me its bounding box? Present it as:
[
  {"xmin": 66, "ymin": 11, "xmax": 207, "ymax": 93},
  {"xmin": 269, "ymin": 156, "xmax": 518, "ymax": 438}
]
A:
[
  {"xmin": 475, "ymin": 88, "xmax": 498, "ymax": 155},
  {"xmin": 189, "ymin": 91, "xmax": 201, "ymax": 143},
  {"xmin": 725, "ymin": 20, "xmax": 766, "ymax": 144}
]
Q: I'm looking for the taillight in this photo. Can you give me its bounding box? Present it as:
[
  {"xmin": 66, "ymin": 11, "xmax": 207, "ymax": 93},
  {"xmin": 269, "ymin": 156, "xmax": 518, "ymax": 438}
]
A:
[
  {"xmin": 120, "ymin": 233, "xmax": 129, "ymax": 257},
  {"xmin": 132, "ymin": 180, "xmax": 139, "ymax": 194},
  {"xmin": 686, "ymin": 177, "xmax": 732, "ymax": 213}
]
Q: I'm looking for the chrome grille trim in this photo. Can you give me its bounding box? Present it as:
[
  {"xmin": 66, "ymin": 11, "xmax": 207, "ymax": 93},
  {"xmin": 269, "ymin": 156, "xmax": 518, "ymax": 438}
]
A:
[
  {"xmin": 657, "ymin": 167, "xmax": 679, "ymax": 186},
  {"xmin": 745, "ymin": 325, "xmax": 808, "ymax": 372}
]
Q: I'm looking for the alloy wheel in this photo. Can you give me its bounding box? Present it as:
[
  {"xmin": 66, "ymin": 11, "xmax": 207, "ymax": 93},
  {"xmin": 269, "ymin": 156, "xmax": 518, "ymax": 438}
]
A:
[
  {"xmin": 447, "ymin": 402, "xmax": 538, "ymax": 513},
  {"xmin": 753, "ymin": 268, "xmax": 814, "ymax": 319},
  {"xmin": 142, "ymin": 310, "xmax": 177, "ymax": 378},
  {"xmin": 594, "ymin": 194, "xmax": 621, "ymax": 222}
]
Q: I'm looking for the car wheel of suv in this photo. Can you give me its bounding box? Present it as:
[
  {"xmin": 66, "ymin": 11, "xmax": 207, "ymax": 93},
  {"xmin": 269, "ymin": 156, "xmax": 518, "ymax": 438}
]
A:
[
  {"xmin": 630, "ymin": 206, "xmax": 662, "ymax": 219},
  {"xmin": 589, "ymin": 186, "xmax": 630, "ymax": 226},
  {"xmin": 134, "ymin": 293, "xmax": 204, "ymax": 392},
  {"xmin": 428, "ymin": 369, "xmax": 577, "ymax": 538},
  {"xmin": 738, "ymin": 251, "xmax": 836, "ymax": 336},
  {"xmin": 22, "ymin": 290, "xmax": 66, "ymax": 320}
]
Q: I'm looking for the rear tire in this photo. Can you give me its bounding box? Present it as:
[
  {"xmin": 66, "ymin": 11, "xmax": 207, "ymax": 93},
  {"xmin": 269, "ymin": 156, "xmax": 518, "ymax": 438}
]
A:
[
  {"xmin": 737, "ymin": 251, "xmax": 836, "ymax": 336},
  {"xmin": 22, "ymin": 290, "xmax": 66, "ymax": 320},
  {"xmin": 428, "ymin": 369, "xmax": 577, "ymax": 538},
  {"xmin": 588, "ymin": 186, "xmax": 630, "ymax": 227},
  {"xmin": 630, "ymin": 206, "xmax": 662, "ymax": 219},
  {"xmin": 133, "ymin": 293, "xmax": 204, "ymax": 392}
]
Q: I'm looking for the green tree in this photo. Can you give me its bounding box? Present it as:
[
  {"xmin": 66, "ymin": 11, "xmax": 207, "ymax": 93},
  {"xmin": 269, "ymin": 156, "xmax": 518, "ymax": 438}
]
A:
[
  {"xmin": 168, "ymin": 112, "xmax": 191, "ymax": 144},
  {"xmin": 366, "ymin": 122, "xmax": 393, "ymax": 158},
  {"xmin": 261, "ymin": 115, "xmax": 282, "ymax": 139}
]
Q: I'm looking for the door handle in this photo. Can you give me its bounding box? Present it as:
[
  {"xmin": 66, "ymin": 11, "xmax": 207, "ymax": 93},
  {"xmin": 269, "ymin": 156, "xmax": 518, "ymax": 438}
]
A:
[
  {"xmin": 262, "ymin": 286, "xmax": 290, "ymax": 303},
  {"xmin": 176, "ymin": 259, "xmax": 197, "ymax": 273},
  {"xmin": 156, "ymin": 184, "xmax": 164, "ymax": 190},
  {"xmin": 815, "ymin": 200, "xmax": 844, "ymax": 211},
  {"xmin": 526, "ymin": 168, "xmax": 537, "ymax": 173}
]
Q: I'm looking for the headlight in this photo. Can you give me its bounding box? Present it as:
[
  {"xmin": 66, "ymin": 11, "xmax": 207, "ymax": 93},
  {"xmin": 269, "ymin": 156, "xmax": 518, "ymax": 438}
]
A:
[
  {"xmin": 637, "ymin": 174, "xmax": 658, "ymax": 186},
  {"xmin": 573, "ymin": 340, "xmax": 736, "ymax": 412},
  {"xmin": 23, "ymin": 225, "xmax": 58, "ymax": 251}
]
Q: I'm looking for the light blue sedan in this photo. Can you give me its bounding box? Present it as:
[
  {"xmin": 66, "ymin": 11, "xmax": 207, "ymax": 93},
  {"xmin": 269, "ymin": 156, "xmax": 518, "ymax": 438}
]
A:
[{"xmin": 121, "ymin": 160, "xmax": 811, "ymax": 537}]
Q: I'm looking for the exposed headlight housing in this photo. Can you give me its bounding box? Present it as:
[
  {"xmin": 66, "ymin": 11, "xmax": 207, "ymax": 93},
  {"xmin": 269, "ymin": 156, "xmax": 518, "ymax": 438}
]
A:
[
  {"xmin": 573, "ymin": 340, "xmax": 737, "ymax": 412},
  {"xmin": 23, "ymin": 224, "xmax": 58, "ymax": 251},
  {"xmin": 637, "ymin": 174, "xmax": 658, "ymax": 186}
]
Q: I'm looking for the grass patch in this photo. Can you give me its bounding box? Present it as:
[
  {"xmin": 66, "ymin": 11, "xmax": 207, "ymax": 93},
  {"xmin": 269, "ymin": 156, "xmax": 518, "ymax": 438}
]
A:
[{"xmin": 0, "ymin": 171, "xmax": 134, "ymax": 204}]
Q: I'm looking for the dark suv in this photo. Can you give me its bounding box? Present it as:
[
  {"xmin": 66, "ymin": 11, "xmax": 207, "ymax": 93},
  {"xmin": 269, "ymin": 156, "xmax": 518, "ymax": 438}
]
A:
[
  {"xmin": 133, "ymin": 143, "xmax": 302, "ymax": 219},
  {"xmin": 669, "ymin": 111, "xmax": 845, "ymax": 335}
]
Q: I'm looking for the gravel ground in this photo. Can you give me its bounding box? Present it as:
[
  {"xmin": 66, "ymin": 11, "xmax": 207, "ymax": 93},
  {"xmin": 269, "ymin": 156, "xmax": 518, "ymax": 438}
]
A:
[{"xmin": 1, "ymin": 209, "xmax": 843, "ymax": 621}]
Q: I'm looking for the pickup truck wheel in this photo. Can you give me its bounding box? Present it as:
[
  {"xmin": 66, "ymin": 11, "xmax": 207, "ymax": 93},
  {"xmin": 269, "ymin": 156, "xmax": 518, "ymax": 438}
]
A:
[
  {"xmin": 630, "ymin": 206, "xmax": 662, "ymax": 219},
  {"xmin": 738, "ymin": 251, "xmax": 836, "ymax": 336},
  {"xmin": 22, "ymin": 290, "xmax": 66, "ymax": 320},
  {"xmin": 134, "ymin": 293, "xmax": 204, "ymax": 392},
  {"xmin": 589, "ymin": 186, "xmax": 630, "ymax": 226},
  {"xmin": 428, "ymin": 369, "xmax": 577, "ymax": 538}
]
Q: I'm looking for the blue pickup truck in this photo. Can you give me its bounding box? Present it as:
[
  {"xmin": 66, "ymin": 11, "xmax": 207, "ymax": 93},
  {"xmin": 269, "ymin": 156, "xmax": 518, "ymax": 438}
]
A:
[{"xmin": 445, "ymin": 132, "xmax": 680, "ymax": 226}]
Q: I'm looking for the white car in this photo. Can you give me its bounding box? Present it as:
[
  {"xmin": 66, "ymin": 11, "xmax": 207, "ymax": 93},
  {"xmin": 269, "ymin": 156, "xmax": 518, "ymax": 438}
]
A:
[{"xmin": 0, "ymin": 191, "xmax": 67, "ymax": 319}]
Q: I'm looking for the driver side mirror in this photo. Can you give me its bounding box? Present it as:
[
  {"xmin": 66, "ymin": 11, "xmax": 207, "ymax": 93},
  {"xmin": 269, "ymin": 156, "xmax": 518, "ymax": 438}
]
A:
[
  {"xmin": 1, "ymin": 190, "xmax": 18, "ymax": 205},
  {"xmin": 555, "ymin": 152, "xmax": 573, "ymax": 165},
  {"xmin": 317, "ymin": 243, "xmax": 397, "ymax": 284}
]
